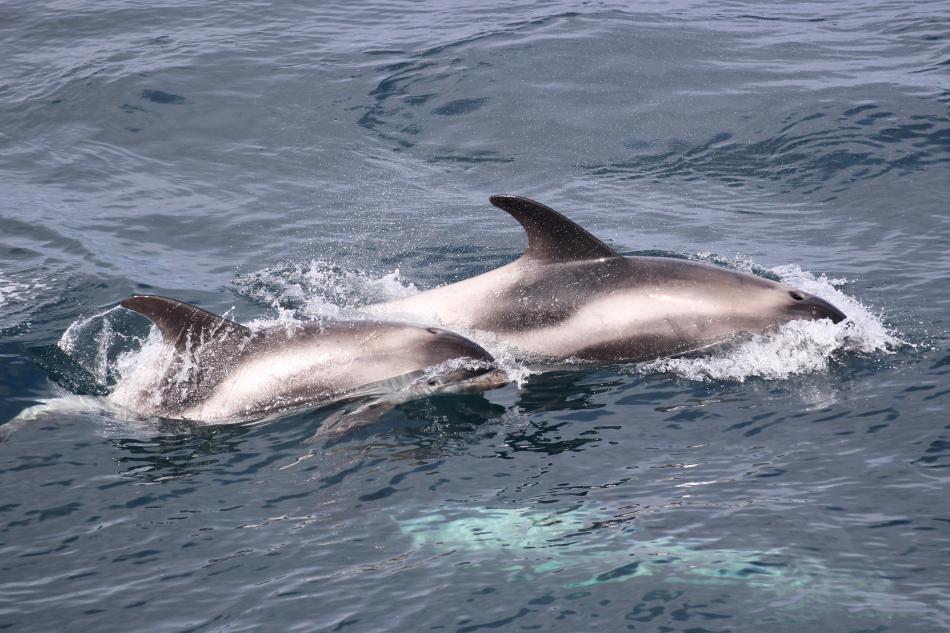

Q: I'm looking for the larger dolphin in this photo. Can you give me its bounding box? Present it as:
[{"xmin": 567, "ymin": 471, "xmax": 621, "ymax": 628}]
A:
[
  {"xmin": 368, "ymin": 195, "xmax": 847, "ymax": 362},
  {"xmin": 110, "ymin": 295, "xmax": 507, "ymax": 433}
]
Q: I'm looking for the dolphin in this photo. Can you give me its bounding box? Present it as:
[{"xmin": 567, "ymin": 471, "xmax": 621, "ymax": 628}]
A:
[
  {"xmin": 367, "ymin": 195, "xmax": 847, "ymax": 362},
  {"xmin": 396, "ymin": 505, "xmax": 894, "ymax": 607},
  {"xmin": 109, "ymin": 295, "xmax": 508, "ymax": 435}
]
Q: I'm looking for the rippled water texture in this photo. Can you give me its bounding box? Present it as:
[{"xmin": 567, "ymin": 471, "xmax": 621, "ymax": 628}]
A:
[{"xmin": 1, "ymin": 1, "xmax": 949, "ymax": 631}]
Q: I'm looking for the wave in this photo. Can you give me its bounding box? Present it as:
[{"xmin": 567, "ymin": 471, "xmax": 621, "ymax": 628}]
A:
[{"xmin": 585, "ymin": 104, "xmax": 950, "ymax": 196}]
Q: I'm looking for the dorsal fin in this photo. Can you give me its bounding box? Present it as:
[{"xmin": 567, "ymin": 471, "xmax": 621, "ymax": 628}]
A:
[
  {"xmin": 489, "ymin": 194, "xmax": 620, "ymax": 263},
  {"xmin": 120, "ymin": 295, "xmax": 251, "ymax": 352}
]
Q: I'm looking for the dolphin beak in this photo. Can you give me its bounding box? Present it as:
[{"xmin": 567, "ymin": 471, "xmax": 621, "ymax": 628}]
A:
[
  {"xmin": 465, "ymin": 367, "xmax": 510, "ymax": 393},
  {"xmin": 804, "ymin": 295, "xmax": 847, "ymax": 324}
]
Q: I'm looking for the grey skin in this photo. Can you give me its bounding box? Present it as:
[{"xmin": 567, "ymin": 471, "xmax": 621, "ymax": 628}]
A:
[
  {"xmin": 368, "ymin": 195, "xmax": 847, "ymax": 362},
  {"xmin": 110, "ymin": 296, "xmax": 507, "ymax": 433}
]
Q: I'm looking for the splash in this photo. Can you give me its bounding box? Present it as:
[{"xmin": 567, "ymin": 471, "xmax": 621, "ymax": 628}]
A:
[
  {"xmin": 57, "ymin": 306, "xmax": 133, "ymax": 388},
  {"xmin": 639, "ymin": 259, "xmax": 900, "ymax": 382},
  {"xmin": 106, "ymin": 328, "xmax": 182, "ymax": 415},
  {"xmin": 235, "ymin": 259, "xmax": 418, "ymax": 319},
  {"xmin": 55, "ymin": 304, "xmax": 239, "ymax": 417}
]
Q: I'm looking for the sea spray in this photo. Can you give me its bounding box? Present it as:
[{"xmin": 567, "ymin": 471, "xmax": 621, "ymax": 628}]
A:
[
  {"xmin": 56, "ymin": 305, "xmax": 132, "ymax": 390},
  {"xmin": 236, "ymin": 259, "xmax": 418, "ymax": 319}
]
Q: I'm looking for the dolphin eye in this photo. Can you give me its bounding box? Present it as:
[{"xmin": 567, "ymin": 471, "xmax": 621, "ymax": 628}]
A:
[
  {"xmin": 426, "ymin": 328, "xmax": 442, "ymax": 335},
  {"xmin": 789, "ymin": 290, "xmax": 805, "ymax": 301}
]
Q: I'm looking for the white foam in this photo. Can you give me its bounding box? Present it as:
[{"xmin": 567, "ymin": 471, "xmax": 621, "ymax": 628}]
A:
[
  {"xmin": 434, "ymin": 329, "xmax": 536, "ymax": 388},
  {"xmin": 236, "ymin": 260, "xmax": 418, "ymax": 320},
  {"xmin": 57, "ymin": 306, "xmax": 133, "ymax": 387},
  {"xmin": 107, "ymin": 329, "xmax": 178, "ymax": 414}
]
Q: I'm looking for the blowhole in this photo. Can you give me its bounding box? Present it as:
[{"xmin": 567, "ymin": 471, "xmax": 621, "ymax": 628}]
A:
[{"xmin": 789, "ymin": 290, "xmax": 805, "ymax": 301}]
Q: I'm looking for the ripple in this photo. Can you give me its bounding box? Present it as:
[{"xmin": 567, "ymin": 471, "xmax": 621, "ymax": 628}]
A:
[{"xmin": 586, "ymin": 103, "xmax": 950, "ymax": 195}]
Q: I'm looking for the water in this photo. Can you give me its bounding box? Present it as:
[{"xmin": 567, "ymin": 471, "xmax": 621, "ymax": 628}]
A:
[{"xmin": 1, "ymin": 0, "xmax": 948, "ymax": 630}]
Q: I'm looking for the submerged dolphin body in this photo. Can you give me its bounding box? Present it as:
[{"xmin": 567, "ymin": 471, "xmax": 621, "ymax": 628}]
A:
[
  {"xmin": 397, "ymin": 505, "xmax": 894, "ymax": 606},
  {"xmin": 399, "ymin": 505, "xmax": 800, "ymax": 589},
  {"xmin": 110, "ymin": 296, "xmax": 508, "ymax": 434},
  {"xmin": 368, "ymin": 195, "xmax": 847, "ymax": 362}
]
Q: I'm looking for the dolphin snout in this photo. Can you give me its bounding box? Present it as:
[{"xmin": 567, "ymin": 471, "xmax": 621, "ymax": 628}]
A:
[{"xmin": 791, "ymin": 292, "xmax": 847, "ymax": 324}]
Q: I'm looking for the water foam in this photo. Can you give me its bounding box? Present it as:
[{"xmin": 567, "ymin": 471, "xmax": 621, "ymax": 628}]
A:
[
  {"xmin": 639, "ymin": 260, "xmax": 900, "ymax": 382},
  {"xmin": 57, "ymin": 306, "xmax": 134, "ymax": 388},
  {"xmin": 236, "ymin": 259, "xmax": 418, "ymax": 320}
]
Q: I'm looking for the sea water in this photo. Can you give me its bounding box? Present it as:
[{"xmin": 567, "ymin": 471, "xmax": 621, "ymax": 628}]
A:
[{"xmin": 1, "ymin": 1, "xmax": 948, "ymax": 631}]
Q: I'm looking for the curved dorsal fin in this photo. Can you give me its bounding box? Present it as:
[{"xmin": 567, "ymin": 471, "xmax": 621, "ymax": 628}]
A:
[
  {"xmin": 489, "ymin": 194, "xmax": 620, "ymax": 263},
  {"xmin": 120, "ymin": 295, "xmax": 251, "ymax": 352}
]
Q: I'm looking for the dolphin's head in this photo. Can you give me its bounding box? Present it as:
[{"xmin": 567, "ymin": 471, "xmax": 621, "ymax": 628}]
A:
[
  {"xmin": 726, "ymin": 278, "xmax": 848, "ymax": 332},
  {"xmin": 646, "ymin": 263, "xmax": 851, "ymax": 357},
  {"xmin": 412, "ymin": 327, "xmax": 509, "ymax": 394},
  {"xmin": 691, "ymin": 263, "xmax": 848, "ymax": 328},
  {"xmin": 314, "ymin": 321, "xmax": 509, "ymax": 396},
  {"xmin": 416, "ymin": 361, "xmax": 510, "ymax": 396},
  {"xmin": 779, "ymin": 286, "xmax": 847, "ymax": 324}
]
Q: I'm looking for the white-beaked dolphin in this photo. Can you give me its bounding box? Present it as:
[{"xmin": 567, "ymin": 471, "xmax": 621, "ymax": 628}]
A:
[
  {"xmin": 368, "ymin": 195, "xmax": 847, "ymax": 362},
  {"xmin": 111, "ymin": 295, "xmax": 508, "ymax": 435}
]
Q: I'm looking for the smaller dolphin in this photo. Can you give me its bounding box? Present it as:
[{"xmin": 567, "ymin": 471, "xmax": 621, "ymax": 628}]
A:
[
  {"xmin": 110, "ymin": 296, "xmax": 508, "ymax": 435},
  {"xmin": 369, "ymin": 195, "xmax": 848, "ymax": 362}
]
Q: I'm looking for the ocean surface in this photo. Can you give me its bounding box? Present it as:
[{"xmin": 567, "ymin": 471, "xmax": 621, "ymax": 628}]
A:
[{"xmin": 1, "ymin": 1, "xmax": 948, "ymax": 631}]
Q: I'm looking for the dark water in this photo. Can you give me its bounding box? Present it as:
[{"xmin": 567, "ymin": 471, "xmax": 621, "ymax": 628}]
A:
[{"xmin": 2, "ymin": 1, "xmax": 949, "ymax": 631}]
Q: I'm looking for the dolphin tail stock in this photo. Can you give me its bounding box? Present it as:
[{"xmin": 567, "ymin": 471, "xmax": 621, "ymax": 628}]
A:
[
  {"xmin": 487, "ymin": 194, "xmax": 621, "ymax": 263},
  {"xmin": 119, "ymin": 295, "xmax": 252, "ymax": 352}
]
